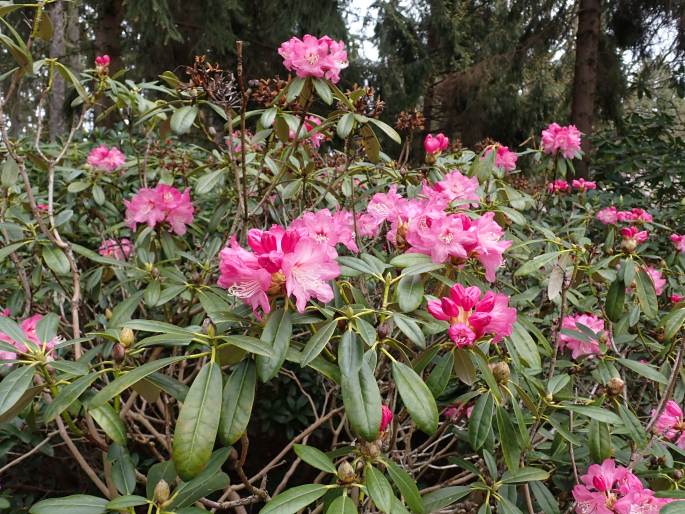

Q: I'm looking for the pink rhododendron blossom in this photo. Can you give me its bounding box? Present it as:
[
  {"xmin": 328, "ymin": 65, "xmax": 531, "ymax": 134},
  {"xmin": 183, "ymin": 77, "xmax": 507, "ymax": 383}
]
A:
[
  {"xmin": 617, "ymin": 208, "xmax": 652, "ymax": 223},
  {"xmin": 547, "ymin": 179, "xmax": 569, "ymax": 193},
  {"xmin": 620, "ymin": 226, "xmax": 649, "ymax": 244},
  {"xmin": 596, "ymin": 206, "xmax": 618, "ymax": 225},
  {"xmin": 99, "ymin": 238, "xmax": 132, "ymax": 261},
  {"xmin": 572, "ymin": 178, "xmax": 596, "ymax": 191},
  {"xmin": 290, "ymin": 209, "xmax": 358, "ymax": 257},
  {"xmin": 380, "ymin": 405, "xmax": 393, "ymax": 431},
  {"xmin": 226, "ymin": 130, "xmax": 262, "ymax": 155},
  {"xmin": 424, "ymin": 170, "xmax": 480, "ymax": 207},
  {"xmin": 443, "ymin": 403, "xmax": 473, "ymax": 421},
  {"xmin": 573, "ymin": 459, "xmax": 670, "ymax": 514},
  {"xmin": 671, "ymin": 234, "xmax": 685, "ymax": 254},
  {"xmin": 471, "ymin": 212, "xmax": 513, "ymax": 282},
  {"xmin": 652, "ymin": 400, "xmax": 685, "ymax": 448},
  {"xmin": 541, "ymin": 122, "xmax": 582, "ymax": 159},
  {"xmin": 423, "ymin": 133, "xmax": 449, "ymax": 155},
  {"xmin": 289, "ymin": 116, "xmax": 325, "ymax": 148},
  {"xmin": 406, "ymin": 211, "xmax": 476, "ymax": 264},
  {"xmin": 87, "ymin": 145, "xmax": 125, "ymax": 172},
  {"xmin": 37, "ymin": 203, "xmax": 49, "ymax": 212},
  {"xmin": 427, "ymin": 283, "xmax": 516, "ymax": 348},
  {"xmin": 278, "ymin": 35, "xmax": 348, "ymax": 83},
  {"xmin": 644, "ymin": 266, "xmax": 666, "ymax": 296},
  {"xmin": 484, "ymin": 145, "xmax": 517, "ymax": 172},
  {"xmin": 124, "ymin": 184, "xmax": 194, "ymax": 235},
  {"xmin": 671, "ymin": 294, "xmax": 684, "ymax": 304},
  {"xmin": 95, "ymin": 55, "xmax": 110, "ymax": 67},
  {"xmin": 0, "ymin": 314, "xmax": 59, "ymax": 363},
  {"xmin": 0, "ymin": 308, "xmax": 9, "ymax": 317},
  {"xmin": 559, "ymin": 313, "xmax": 608, "ymax": 359}
]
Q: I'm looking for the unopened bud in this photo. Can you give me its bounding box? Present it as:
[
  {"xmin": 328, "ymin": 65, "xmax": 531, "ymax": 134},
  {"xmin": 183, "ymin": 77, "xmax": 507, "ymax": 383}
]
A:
[
  {"xmin": 607, "ymin": 377, "xmax": 624, "ymax": 396},
  {"xmin": 425, "ymin": 153, "xmax": 437, "ymax": 165},
  {"xmin": 119, "ymin": 327, "xmax": 135, "ymax": 347},
  {"xmin": 377, "ymin": 322, "xmax": 390, "ymax": 339},
  {"xmin": 337, "ymin": 461, "xmax": 356, "ymax": 484},
  {"xmin": 360, "ymin": 441, "xmax": 381, "ymax": 460},
  {"xmin": 674, "ymin": 469, "xmax": 683, "ymax": 480},
  {"xmin": 112, "ymin": 343, "xmax": 126, "ymax": 364},
  {"xmin": 489, "ymin": 362, "xmax": 510, "ymax": 385},
  {"xmin": 202, "ymin": 318, "xmax": 216, "ymax": 338},
  {"xmin": 599, "ymin": 332, "xmax": 609, "ymax": 345},
  {"xmin": 621, "ymin": 239, "xmax": 637, "ymax": 253},
  {"xmin": 105, "ymin": 308, "xmax": 113, "ymax": 320},
  {"xmin": 154, "ymin": 479, "xmax": 170, "ymax": 504}
]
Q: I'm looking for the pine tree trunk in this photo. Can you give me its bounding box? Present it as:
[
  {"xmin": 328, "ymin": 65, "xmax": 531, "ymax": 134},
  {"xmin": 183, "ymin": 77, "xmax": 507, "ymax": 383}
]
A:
[
  {"xmin": 570, "ymin": 0, "xmax": 601, "ymax": 178},
  {"xmin": 66, "ymin": 0, "xmax": 81, "ymax": 73},
  {"xmin": 48, "ymin": 1, "xmax": 66, "ymax": 141}
]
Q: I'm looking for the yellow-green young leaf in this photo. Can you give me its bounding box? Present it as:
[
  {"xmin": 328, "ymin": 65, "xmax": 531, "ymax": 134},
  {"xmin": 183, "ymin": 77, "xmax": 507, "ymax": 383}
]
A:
[
  {"xmin": 392, "ymin": 361, "xmax": 438, "ymax": 435},
  {"xmin": 300, "ymin": 319, "xmax": 337, "ymax": 367},
  {"xmin": 0, "ymin": 365, "xmax": 35, "ymax": 419},
  {"xmin": 259, "ymin": 484, "xmax": 329, "ymax": 514},
  {"xmin": 170, "ymin": 105, "xmax": 198, "ymax": 134},
  {"xmin": 219, "ymin": 360, "xmax": 256, "ymax": 445},
  {"xmin": 256, "ymin": 309, "xmax": 292, "ymax": 382},
  {"xmin": 588, "ymin": 420, "xmax": 612, "ymax": 463},
  {"xmin": 173, "ymin": 361, "xmax": 223, "ymax": 480},
  {"xmin": 89, "ymin": 403, "xmax": 126, "ymax": 445},
  {"xmin": 326, "ymin": 494, "xmax": 357, "ymax": 514},
  {"xmin": 635, "ymin": 269, "xmax": 658, "ymax": 319},
  {"xmin": 29, "ymin": 494, "xmax": 108, "ymax": 514},
  {"xmin": 468, "ymin": 392, "xmax": 494, "ymax": 450},
  {"xmin": 42, "ymin": 245, "xmax": 70, "ymax": 274},
  {"xmin": 384, "ymin": 459, "xmax": 424, "ymax": 514},
  {"xmin": 365, "ymin": 464, "xmax": 394, "ymax": 513},
  {"xmin": 294, "ymin": 444, "xmax": 337, "ymax": 474}
]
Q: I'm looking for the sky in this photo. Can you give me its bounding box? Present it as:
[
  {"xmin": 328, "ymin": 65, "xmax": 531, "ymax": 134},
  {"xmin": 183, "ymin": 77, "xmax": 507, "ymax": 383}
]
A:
[{"xmin": 348, "ymin": 0, "xmax": 380, "ymax": 61}]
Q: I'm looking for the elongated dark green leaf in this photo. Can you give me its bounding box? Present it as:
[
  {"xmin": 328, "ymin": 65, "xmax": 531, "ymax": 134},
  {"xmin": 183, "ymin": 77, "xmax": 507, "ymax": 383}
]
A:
[
  {"xmin": 393, "ymin": 314, "xmax": 425, "ymax": 348},
  {"xmin": 397, "ymin": 275, "xmax": 424, "ymax": 313},
  {"xmin": 42, "ymin": 245, "xmax": 70, "ymax": 274},
  {"xmin": 89, "ymin": 355, "xmax": 185, "ymax": 407},
  {"xmin": 259, "ymin": 484, "xmax": 329, "ymax": 514},
  {"xmin": 220, "ymin": 335, "xmax": 274, "ymax": 357},
  {"xmin": 171, "ymin": 105, "xmax": 198, "ymax": 134},
  {"xmin": 468, "ymin": 393, "xmax": 494, "ymax": 450},
  {"xmin": 44, "ymin": 372, "xmax": 99, "ymax": 422},
  {"xmin": 313, "ymin": 78, "xmax": 333, "ymax": 104},
  {"xmin": 89, "ymin": 403, "xmax": 126, "ymax": 445},
  {"xmin": 219, "ymin": 360, "xmax": 256, "ymax": 445},
  {"xmin": 256, "ymin": 309, "xmax": 292, "ymax": 382},
  {"xmin": 421, "ymin": 486, "xmax": 470, "ymax": 513},
  {"xmin": 108, "ymin": 291, "xmax": 144, "ymax": 328},
  {"xmin": 105, "ymin": 496, "xmax": 148, "ymax": 510},
  {"xmin": 338, "ymin": 330, "xmax": 363, "ymax": 375},
  {"xmin": 426, "ymin": 352, "xmax": 453, "ymax": 398},
  {"xmin": 392, "ymin": 361, "xmax": 438, "ymax": 435},
  {"xmin": 336, "ymin": 113, "xmax": 355, "ymax": 139},
  {"xmin": 365, "ymin": 464, "xmax": 394, "ymax": 513},
  {"xmin": 662, "ymin": 308, "xmax": 685, "ymax": 341},
  {"xmin": 109, "ymin": 444, "xmax": 135, "ymax": 495},
  {"xmin": 0, "ymin": 316, "xmax": 28, "ymax": 346},
  {"xmin": 635, "ymin": 269, "xmax": 658, "ymax": 319},
  {"xmin": 500, "ymin": 467, "xmax": 550, "ymax": 484},
  {"xmin": 661, "ymin": 502, "xmax": 685, "ymax": 514},
  {"xmin": 36, "ymin": 313, "xmax": 59, "ymax": 344},
  {"xmin": 326, "ymin": 494, "xmax": 357, "ymax": 514},
  {"xmin": 173, "ymin": 361, "xmax": 223, "ymax": 480},
  {"xmin": 0, "ymin": 365, "xmax": 35, "ymax": 418},
  {"xmin": 29, "ymin": 495, "xmax": 108, "ymax": 514},
  {"xmin": 452, "ymin": 348, "xmax": 476, "ymax": 385},
  {"xmin": 619, "ymin": 404, "xmax": 647, "ymax": 447},
  {"xmin": 529, "ymin": 482, "xmax": 559, "ymax": 514},
  {"xmin": 617, "ymin": 358, "xmax": 668, "ymax": 384},
  {"xmin": 605, "ymin": 278, "xmax": 625, "ymax": 322},
  {"xmin": 169, "ymin": 449, "xmax": 230, "ymax": 508},
  {"xmin": 563, "ymin": 405, "xmax": 623, "ymax": 425},
  {"xmin": 294, "ymin": 444, "xmax": 337, "ymax": 474},
  {"xmin": 300, "ymin": 319, "xmax": 337, "ymax": 367},
  {"xmin": 146, "ymin": 460, "xmax": 176, "ymax": 499},
  {"xmin": 589, "ymin": 420, "xmax": 612, "ymax": 463},
  {"xmin": 385, "ymin": 459, "xmax": 424, "ymax": 514},
  {"xmin": 341, "ymin": 360, "xmax": 381, "ymax": 442},
  {"xmin": 496, "ymin": 406, "xmax": 520, "ymax": 471}
]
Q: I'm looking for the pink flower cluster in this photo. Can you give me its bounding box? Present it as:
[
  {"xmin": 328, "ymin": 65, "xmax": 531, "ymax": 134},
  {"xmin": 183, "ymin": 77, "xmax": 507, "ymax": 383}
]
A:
[
  {"xmin": 642, "ymin": 266, "xmax": 666, "ymax": 296},
  {"xmin": 290, "ymin": 116, "xmax": 325, "ymax": 148},
  {"xmin": 559, "ymin": 313, "xmax": 608, "ymax": 359},
  {"xmin": 548, "ymin": 179, "xmax": 570, "ymax": 193},
  {"xmin": 548, "ymin": 179, "xmax": 596, "ymax": 194},
  {"xmin": 380, "ymin": 404, "xmax": 393, "ymax": 432},
  {"xmin": 0, "ymin": 314, "xmax": 59, "ymax": 363},
  {"xmin": 424, "ymin": 133, "xmax": 449, "ymax": 155},
  {"xmin": 620, "ymin": 226, "xmax": 649, "ymax": 246},
  {"xmin": 596, "ymin": 206, "xmax": 653, "ymax": 225},
  {"xmin": 653, "ymin": 400, "xmax": 685, "ymax": 448},
  {"xmin": 671, "ymin": 234, "xmax": 685, "ymax": 254},
  {"xmin": 541, "ymin": 122, "xmax": 582, "ymax": 159},
  {"xmin": 124, "ymin": 184, "xmax": 195, "ymax": 236},
  {"xmin": 572, "ymin": 178, "xmax": 596, "ymax": 191},
  {"xmin": 427, "ymin": 283, "xmax": 516, "ymax": 348},
  {"xmin": 358, "ymin": 175, "xmax": 511, "ymax": 282},
  {"xmin": 484, "ymin": 144, "xmax": 517, "ymax": 172},
  {"xmin": 98, "ymin": 238, "xmax": 132, "ymax": 261},
  {"xmin": 87, "ymin": 145, "xmax": 125, "ymax": 172},
  {"xmin": 573, "ymin": 459, "xmax": 670, "ymax": 514},
  {"xmin": 95, "ymin": 55, "xmax": 110, "ymax": 74},
  {"xmin": 278, "ymin": 35, "xmax": 348, "ymax": 84},
  {"xmin": 218, "ymin": 209, "xmax": 355, "ymax": 316},
  {"xmin": 672, "ymin": 294, "xmax": 684, "ymax": 304}
]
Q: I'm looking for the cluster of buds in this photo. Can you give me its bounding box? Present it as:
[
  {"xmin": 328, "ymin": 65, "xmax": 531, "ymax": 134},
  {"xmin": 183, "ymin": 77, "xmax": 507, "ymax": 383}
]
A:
[
  {"xmin": 249, "ymin": 77, "xmax": 289, "ymax": 107},
  {"xmin": 395, "ymin": 110, "xmax": 425, "ymax": 133},
  {"xmin": 113, "ymin": 327, "xmax": 135, "ymax": 364},
  {"xmin": 95, "ymin": 55, "xmax": 110, "ymax": 76}
]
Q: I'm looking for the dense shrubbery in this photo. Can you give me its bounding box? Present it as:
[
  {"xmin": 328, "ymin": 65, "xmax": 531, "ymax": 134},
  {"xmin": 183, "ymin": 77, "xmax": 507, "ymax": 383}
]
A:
[{"xmin": 2, "ymin": 5, "xmax": 685, "ymax": 514}]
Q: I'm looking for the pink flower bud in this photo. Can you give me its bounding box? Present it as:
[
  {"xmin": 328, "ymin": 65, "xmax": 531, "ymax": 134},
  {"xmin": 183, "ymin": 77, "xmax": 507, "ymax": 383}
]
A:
[{"xmin": 380, "ymin": 404, "xmax": 393, "ymax": 432}]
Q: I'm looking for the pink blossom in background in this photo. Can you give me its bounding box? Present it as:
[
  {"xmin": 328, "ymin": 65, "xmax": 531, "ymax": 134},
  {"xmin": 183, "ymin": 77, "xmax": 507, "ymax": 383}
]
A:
[
  {"xmin": 617, "ymin": 208, "xmax": 652, "ymax": 223},
  {"xmin": 671, "ymin": 294, "xmax": 684, "ymax": 304},
  {"xmin": 427, "ymin": 283, "xmax": 516, "ymax": 348},
  {"xmin": 425, "ymin": 170, "xmax": 480, "ymax": 207},
  {"xmin": 37, "ymin": 203, "xmax": 49, "ymax": 212},
  {"xmin": 484, "ymin": 145, "xmax": 517, "ymax": 172},
  {"xmin": 0, "ymin": 314, "xmax": 59, "ymax": 363},
  {"xmin": 643, "ymin": 266, "xmax": 666, "ymax": 296},
  {"xmin": 0, "ymin": 308, "xmax": 9, "ymax": 317},
  {"xmin": 596, "ymin": 206, "xmax": 618, "ymax": 225},
  {"xmin": 278, "ymin": 34, "xmax": 348, "ymax": 84},
  {"xmin": 572, "ymin": 178, "xmax": 596, "ymax": 191},
  {"xmin": 573, "ymin": 459, "xmax": 671, "ymax": 514},
  {"xmin": 423, "ymin": 133, "xmax": 449, "ymax": 155},
  {"xmin": 671, "ymin": 234, "xmax": 685, "ymax": 253},
  {"xmin": 380, "ymin": 405, "xmax": 393, "ymax": 431},
  {"xmin": 95, "ymin": 55, "xmax": 110, "ymax": 67},
  {"xmin": 87, "ymin": 145, "xmax": 126, "ymax": 172},
  {"xmin": 652, "ymin": 400, "xmax": 685, "ymax": 448},
  {"xmin": 443, "ymin": 403, "xmax": 473, "ymax": 421},
  {"xmin": 541, "ymin": 122, "xmax": 582, "ymax": 159},
  {"xmin": 124, "ymin": 183, "xmax": 194, "ymax": 235},
  {"xmin": 290, "ymin": 208, "xmax": 358, "ymax": 257},
  {"xmin": 620, "ymin": 226, "xmax": 649, "ymax": 244},
  {"xmin": 559, "ymin": 313, "xmax": 608, "ymax": 359},
  {"xmin": 99, "ymin": 238, "xmax": 132, "ymax": 261},
  {"xmin": 304, "ymin": 116, "xmax": 325, "ymax": 148},
  {"xmin": 547, "ymin": 179, "xmax": 569, "ymax": 193}
]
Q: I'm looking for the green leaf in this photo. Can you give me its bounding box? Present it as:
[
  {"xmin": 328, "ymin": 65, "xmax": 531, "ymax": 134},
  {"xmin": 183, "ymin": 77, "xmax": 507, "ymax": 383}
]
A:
[
  {"xmin": 29, "ymin": 495, "xmax": 108, "ymax": 514},
  {"xmin": 326, "ymin": 494, "xmax": 357, "ymax": 514},
  {"xmin": 393, "ymin": 313, "xmax": 425, "ymax": 348},
  {"xmin": 220, "ymin": 335, "xmax": 274, "ymax": 357},
  {"xmin": 42, "ymin": 245, "xmax": 70, "ymax": 274},
  {"xmin": 1, "ymin": 155, "xmax": 19, "ymax": 187},
  {"xmin": 617, "ymin": 358, "xmax": 668, "ymax": 384},
  {"xmin": 89, "ymin": 403, "xmax": 126, "ymax": 445},
  {"xmin": 506, "ymin": 322, "xmax": 541, "ymax": 370},
  {"xmin": 0, "ymin": 365, "xmax": 35, "ymax": 418},
  {"xmin": 496, "ymin": 406, "xmax": 520, "ymax": 471},
  {"xmin": 55, "ymin": 63, "xmax": 87, "ymax": 101},
  {"xmin": 605, "ymin": 278, "xmax": 625, "ymax": 322},
  {"xmin": 452, "ymin": 348, "xmax": 476, "ymax": 385},
  {"xmin": 301, "ymin": 319, "xmax": 337, "ymax": 367},
  {"xmin": 171, "ymin": 105, "xmax": 198, "ymax": 134},
  {"xmin": 500, "ymin": 467, "xmax": 550, "ymax": 484},
  {"xmin": 635, "ymin": 268, "xmax": 658, "ymax": 319},
  {"xmin": 563, "ymin": 405, "xmax": 624, "ymax": 425},
  {"xmin": 397, "ymin": 275, "xmax": 424, "ymax": 313},
  {"xmin": 109, "ymin": 444, "xmax": 136, "ymax": 495},
  {"xmin": 146, "ymin": 460, "xmax": 176, "ymax": 498},
  {"xmin": 514, "ymin": 251, "xmax": 561, "ymax": 277},
  {"xmin": 256, "ymin": 308, "xmax": 292, "ymax": 382},
  {"xmin": 313, "ymin": 78, "xmax": 333, "ymax": 104},
  {"xmin": 294, "ymin": 444, "xmax": 337, "ymax": 474},
  {"xmin": 259, "ymin": 484, "xmax": 329, "ymax": 514},
  {"xmin": 219, "ymin": 359, "xmax": 256, "ymax": 445},
  {"xmin": 588, "ymin": 420, "xmax": 612, "ymax": 463},
  {"xmin": 385, "ymin": 460, "xmax": 424, "ymax": 514},
  {"xmin": 36, "ymin": 313, "xmax": 59, "ymax": 344},
  {"xmin": 392, "ymin": 361, "xmax": 438, "ymax": 435},
  {"xmin": 426, "ymin": 351, "xmax": 454, "ymax": 398},
  {"xmin": 421, "ymin": 486, "xmax": 470, "ymax": 513},
  {"xmin": 168, "ymin": 449, "xmax": 230, "ymax": 508},
  {"xmin": 337, "ymin": 113, "xmax": 355, "ymax": 139},
  {"xmin": 660, "ymin": 501, "xmax": 685, "ymax": 513},
  {"xmin": 619, "ymin": 404, "xmax": 647, "ymax": 446},
  {"xmin": 108, "ymin": 291, "xmax": 144, "ymax": 328},
  {"xmin": 173, "ymin": 361, "xmax": 223, "ymax": 480},
  {"xmin": 662, "ymin": 307, "xmax": 685, "ymax": 341},
  {"xmin": 368, "ymin": 118, "xmax": 401, "ymax": 144},
  {"xmin": 43, "ymin": 372, "xmax": 99, "ymax": 422},
  {"xmin": 0, "ymin": 240, "xmax": 27, "ymax": 263},
  {"xmin": 89, "ymin": 355, "xmax": 185, "ymax": 407},
  {"xmin": 286, "ymin": 77, "xmax": 306, "ymax": 103},
  {"xmin": 260, "ymin": 107, "xmax": 277, "ymax": 128},
  {"xmin": 365, "ymin": 464, "xmax": 394, "ymax": 513},
  {"xmin": 529, "ymin": 482, "xmax": 559, "ymax": 514},
  {"xmin": 468, "ymin": 392, "xmax": 494, "ymax": 450},
  {"xmin": 105, "ymin": 496, "xmax": 148, "ymax": 510}
]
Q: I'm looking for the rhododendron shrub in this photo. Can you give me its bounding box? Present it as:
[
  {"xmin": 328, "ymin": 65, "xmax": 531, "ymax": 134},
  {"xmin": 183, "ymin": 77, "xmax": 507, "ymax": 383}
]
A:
[{"xmin": 2, "ymin": 11, "xmax": 685, "ymax": 514}]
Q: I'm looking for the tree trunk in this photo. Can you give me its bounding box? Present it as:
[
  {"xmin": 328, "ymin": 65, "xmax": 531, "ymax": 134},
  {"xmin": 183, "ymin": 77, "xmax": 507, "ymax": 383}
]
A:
[
  {"xmin": 48, "ymin": 1, "xmax": 66, "ymax": 141},
  {"xmin": 95, "ymin": 0, "xmax": 124, "ymax": 127},
  {"xmin": 570, "ymin": 0, "xmax": 601, "ymax": 178},
  {"xmin": 66, "ymin": 0, "xmax": 81, "ymax": 73}
]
